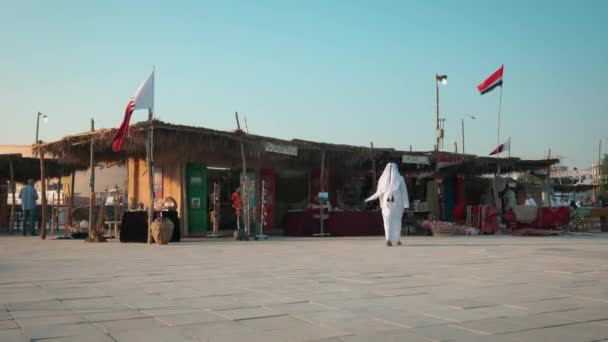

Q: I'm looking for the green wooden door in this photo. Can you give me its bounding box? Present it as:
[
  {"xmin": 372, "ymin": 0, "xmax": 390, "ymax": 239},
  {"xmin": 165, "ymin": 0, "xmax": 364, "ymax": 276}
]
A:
[{"xmin": 186, "ymin": 163, "xmax": 208, "ymax": 234}]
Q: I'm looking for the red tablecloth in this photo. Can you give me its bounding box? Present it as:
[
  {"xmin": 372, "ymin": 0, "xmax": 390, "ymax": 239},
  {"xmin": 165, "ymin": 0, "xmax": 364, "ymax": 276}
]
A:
[
  {"xmin": 504, "ymin": 206, "xmax": 570, "ymax": 230},
  {"xmin": 284, "ymin": 210, "xmax": 384, "ymax": 236},
  {"xmin": 481, "ymin": 206, "xmax": 499, "ymax": 234},
  {"xmin": 468, "ymin": 205, "xmax": 499, "ymax": 234},
  {"xmin": 538, "ymin": 207, "xmax": 569, "ymax": 228}
]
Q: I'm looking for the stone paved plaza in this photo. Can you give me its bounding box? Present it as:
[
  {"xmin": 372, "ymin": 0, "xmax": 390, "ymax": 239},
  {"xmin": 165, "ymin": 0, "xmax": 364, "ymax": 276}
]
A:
[{"xmin": 1, "ymin": 235, "xmax": 608, "ymax": 341}]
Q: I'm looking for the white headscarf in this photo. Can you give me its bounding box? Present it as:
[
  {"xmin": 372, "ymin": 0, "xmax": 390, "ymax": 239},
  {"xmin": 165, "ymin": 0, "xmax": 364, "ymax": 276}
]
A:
[{"xmin": 366, "ymin": 163, "xmax": 402, "ymax": 203}]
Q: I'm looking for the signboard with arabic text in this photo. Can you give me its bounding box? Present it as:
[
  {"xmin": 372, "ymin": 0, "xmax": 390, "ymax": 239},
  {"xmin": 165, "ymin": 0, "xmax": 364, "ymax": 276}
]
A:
[
  {"xmin": 402, "ymin": 154, "xmax": 430, "ymax": 165},
  {"xmin": 265, "ymin": 142, "xmax": 298, "ymax": 156}
]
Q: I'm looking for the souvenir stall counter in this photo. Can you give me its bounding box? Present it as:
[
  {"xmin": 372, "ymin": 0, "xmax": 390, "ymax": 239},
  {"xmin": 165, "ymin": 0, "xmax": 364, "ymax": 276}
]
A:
[
  {"xmin": 283, "ymin": 209, "xmax": 383, "ymax": 237},
  {"xmin": 120, "ymin": 210, "xmax": 181, "ymax": 243}
]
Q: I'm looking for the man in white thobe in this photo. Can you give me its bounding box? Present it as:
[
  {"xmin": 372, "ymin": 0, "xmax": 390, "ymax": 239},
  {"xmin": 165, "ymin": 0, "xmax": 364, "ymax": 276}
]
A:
[{"xmin": 366, "ymin": 163, "xmax": 409, "ymax": 246}]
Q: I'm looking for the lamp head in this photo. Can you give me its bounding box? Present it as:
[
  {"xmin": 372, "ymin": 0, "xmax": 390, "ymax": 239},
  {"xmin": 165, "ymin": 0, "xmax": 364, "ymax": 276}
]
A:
[
  {"xmin": 436, "ymin": 74, "xmax": 448, "ymax": 85},
  {"xmin": 38, "ymin": 112, "xmax": 49, "ymax": 123}
]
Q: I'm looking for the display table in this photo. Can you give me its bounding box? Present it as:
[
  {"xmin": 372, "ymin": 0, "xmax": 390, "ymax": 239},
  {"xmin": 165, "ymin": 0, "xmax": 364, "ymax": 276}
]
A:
[
  {"xmin": 120, "ymin": 211, "xmax": 181, "ymax": 243},
  {"xmin": 284, "ymin": 210, "xmax": 383, "ymax": 237},
  {"xmin": 590, "ymin": 207, "xmax": 608, "ymax": 232},
  {"xmin": 104, "ymin": 220, "xmax": 121, "ymax": 239}
]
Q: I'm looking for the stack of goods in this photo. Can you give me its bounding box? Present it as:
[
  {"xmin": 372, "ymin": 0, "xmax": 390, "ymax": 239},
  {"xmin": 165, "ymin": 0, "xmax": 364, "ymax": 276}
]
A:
[
  {"xmin": 575, "ymin": 207, "xmax": 600, "ymax": 232},
  {"xmin": 452, "ymin": 225, "xmax": 480, "ymax": 235},
  {"xmin": 420, "ymin": 220, "xmax": 479, "ymax": 236}
]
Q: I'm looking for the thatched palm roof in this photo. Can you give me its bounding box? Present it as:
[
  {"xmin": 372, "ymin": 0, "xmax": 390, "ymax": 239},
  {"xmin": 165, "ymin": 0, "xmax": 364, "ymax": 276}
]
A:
[
  {"xmin": 0, "ymin": 154, "xmax": 73, "ymax": 183},
  {"xmin": 34, "ymin": 120, "xmax": 407, "ymax": 170},
  {"xmin": 34, "ymin": 120, "xmax": 559, "ymax": 174},
  {"xmin": 433, "ymin": 152, "xmax": 559, "ymax": 175}
]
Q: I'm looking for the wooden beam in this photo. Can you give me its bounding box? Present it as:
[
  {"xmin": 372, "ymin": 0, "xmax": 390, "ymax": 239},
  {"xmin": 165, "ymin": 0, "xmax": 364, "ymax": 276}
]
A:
[
  {"xmin": 50, "ymin": 192, "xmax": 56, "ymax": 238},
  {"xmin": 236, "ymin": 112, "xmax": 249, "ymax": 239},
  {"xmin": 319, "ymin": 150, "xmax": 326, "ymax": 236},
  {"xmin": 40, "ymin": 152, "xmax": 47, "ymax": 240},
  {"xmin": 89, "ymin": 118, "xmax": 95, "ymax": 239},
  {"xmin": 180, "ymin": 161, "xmax": 188, "ymax": 237},
  {"xmin": 9, "ymin": 158, "xmax": 16, "ymax": 233},
  {"xmin": 370, "ymin": 142, "xmax": 376, "ymax": 193},
  {"xmin": 68, "ymin": 170, "xmax": 75, "ymax": 228},
  {"xmin": 147, "ymin": 110, "xmax": 154, "ymax": 244}
]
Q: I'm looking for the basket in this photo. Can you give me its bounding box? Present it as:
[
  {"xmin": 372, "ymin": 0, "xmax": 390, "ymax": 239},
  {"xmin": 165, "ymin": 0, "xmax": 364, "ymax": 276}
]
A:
[{"xmin": 151, "ymin": 218, "xmax": 174, "ymax": 245}]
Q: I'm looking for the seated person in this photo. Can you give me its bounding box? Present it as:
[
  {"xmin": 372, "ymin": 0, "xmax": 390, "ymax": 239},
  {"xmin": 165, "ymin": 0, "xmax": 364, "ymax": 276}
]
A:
[{"xmin": 525, "ymin": 194, "xmax": 537, "ymax": 206}]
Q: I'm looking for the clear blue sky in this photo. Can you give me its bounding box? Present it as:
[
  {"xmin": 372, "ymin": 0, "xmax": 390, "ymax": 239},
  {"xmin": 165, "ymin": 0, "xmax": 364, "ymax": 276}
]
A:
[{"xmin": 1, "ymin": 0, "xmax": 606, "ymax": 168}]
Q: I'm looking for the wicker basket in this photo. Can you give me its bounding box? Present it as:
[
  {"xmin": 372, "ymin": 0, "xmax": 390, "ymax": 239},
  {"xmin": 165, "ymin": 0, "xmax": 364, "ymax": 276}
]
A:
[{"xmin": 151, "ymin": 219, "xmax": 174, "ymax": 245}]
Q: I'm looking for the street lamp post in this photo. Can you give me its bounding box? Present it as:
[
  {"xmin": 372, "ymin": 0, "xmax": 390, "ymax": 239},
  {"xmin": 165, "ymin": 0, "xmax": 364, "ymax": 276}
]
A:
[
  {"xmin": 435, "ymin": 74, "xmax": 448, "ymax": 151},
  {"xmin": 36, "ymin": 112, "xmax": 48, "ymax": 143},
  {"xmin": 460, "ymin": 114, "xmax": 476, "ymax": 154}
]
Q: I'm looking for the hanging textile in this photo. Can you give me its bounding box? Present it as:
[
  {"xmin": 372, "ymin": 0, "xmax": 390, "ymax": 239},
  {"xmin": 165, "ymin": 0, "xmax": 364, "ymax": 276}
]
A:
[
  {"xmin": 456, "ymin": 176, "xmax": 466, "ymax": 205},
  {"xmin": 426, "ymin": 180, "xmax": 440, "ymax": 220},
  {"xmin": 443, "ymin": 176, "xmax": 456, "ymax": 222}
]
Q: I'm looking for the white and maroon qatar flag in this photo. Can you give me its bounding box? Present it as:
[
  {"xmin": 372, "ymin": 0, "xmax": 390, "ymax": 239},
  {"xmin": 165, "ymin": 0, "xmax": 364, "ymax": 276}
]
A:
[
  {"xmin": 111, "ymin": 71, "xmax": 155, "ymax": 152},
  {"xmin": 489, "ymin": 137, "xmax": 511, "ymax": 155},
  {"xmin": 477, "ymin": 65, "xmax": 503, "ymax": 95}
]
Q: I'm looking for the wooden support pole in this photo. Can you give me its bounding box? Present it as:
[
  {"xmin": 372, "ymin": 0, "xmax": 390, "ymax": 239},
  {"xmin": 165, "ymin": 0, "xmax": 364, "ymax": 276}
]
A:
[
  {"xmin": 147, "ymin": 110, "xmax": 154, "ymax": 244},
  {"xmin": 319, "ymin": 150, "xmax": 326, "ymax": 236},
  {"xmin": 50, "ymin": 192, "xmax": 56, "ymax": 238},
  {"xmin": 461, "ymin": 119, "xmax": 465, "ymax": 154},
  {"xmin": 545, "ymin": 148, "xmax": 552, "ymax": 207},
  {"xmin": 236, "ymin": 112, "xmax": 249, "ymax": 239},
  {"xmin": 68, "ymin": 170, "xmax": 75, "ymax": 228},
  {"xmin": 40, "ymin": 151, "xmax": 47, "ymax": 240},
  {"xmin": 597, "ymin": 140, "xmax": 602, "ymax": 199},
  {"xmin": 52, "ymin": 174, "xmax": 62, "ymax": 237},
  {"xmin": 213, "ymin": 182, "xmax": 220, "ymax": 235},
  {"xmin": 89, "ymin": 118, "xmax": 95, "ymax": 239},
  {"xmin": 9, "ymin": 158, "xmax": 15, "ymax": 233},
  {"xmin": 114, "ymin": 184, "xmax": 120, "ymax": 223},
  {"xmin": 370, "ymin": 142, "xmax": 377, "ymax": 193},
  {"xmin": 180, "ymin": 161, "xmax": 188, "ymax": 237}
]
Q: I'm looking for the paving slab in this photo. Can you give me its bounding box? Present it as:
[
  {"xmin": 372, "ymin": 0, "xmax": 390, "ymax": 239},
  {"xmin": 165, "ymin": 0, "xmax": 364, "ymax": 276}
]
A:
[
  {"xmin": 0, "ymin": 328, "xmax": 30, "ymax": 342},
  {"xmin": 293, "ymin": 310, "xmax": 408, "ymax": 334},
  {"xmin": 5, "ymin": 299, "xmax": 66, "ymax": 311},
  {"xmin": 84, "ymin": 310, "xmax": 151, "ymax": 322},
  {"xmin": 239, "ymin": 315, "xmax": 352, "ymax": 341},
  {"xmin": 8, "ymin": 309, "xmax": 76, "ymax": 319},
  {"xmin": 15, "ymin": 313, "xmax": 88, "ymax": 327},
  {"xmin": 451, "ymin": 313, "xmax": 580, "ymax": 334},
  {"xmin": 154, "ymin": 310, "xmax": 228, "ymax": 326},
  {"xmin": 211, "ymin": 306, "xmax": 285, "ymax": 320},
  {"xmin": 1, "ymin": 236, "xmax": 608, "ymax": 341},
  {"xmin": 0, "ymin": 319, "xmax": 18, "ymax": 330},
  {"xmin": 108, "ymin": 326, "xmax": 197, "ymax": 342},
  {"xmin": 337, "ymin": 328, "xmax": 433, "ymax": 342},
  {"xmin": 502, "ymin": 321, "xmax": 608, "ymax": 341},
  {"xmin": 95, "ymin": 317, "xmax": 170, "ymax": 334},
  {"xmin": 21, "ymin": 322, "xmax": 108, "ymax": 340},
  {"xmin": 181, "ymin": 320, "xmax": 286, "ymax": 342},
  {"xmin": 409, "ymin": 324, "xmax": 490, "ymax": 341}
]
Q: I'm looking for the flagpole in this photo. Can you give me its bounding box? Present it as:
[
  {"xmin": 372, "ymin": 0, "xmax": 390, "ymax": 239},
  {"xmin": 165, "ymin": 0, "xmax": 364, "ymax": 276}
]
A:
[
  {"xmin": 147, "ymin": 108, "xmax": 154, "ymax": 244},
  {"xmin": 147, "ymin": 67, "xmax": 155, "ymax": 245},
  {"xmin": 496, "ymin": 85, "xmax": 503, "ymax": 174}
]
